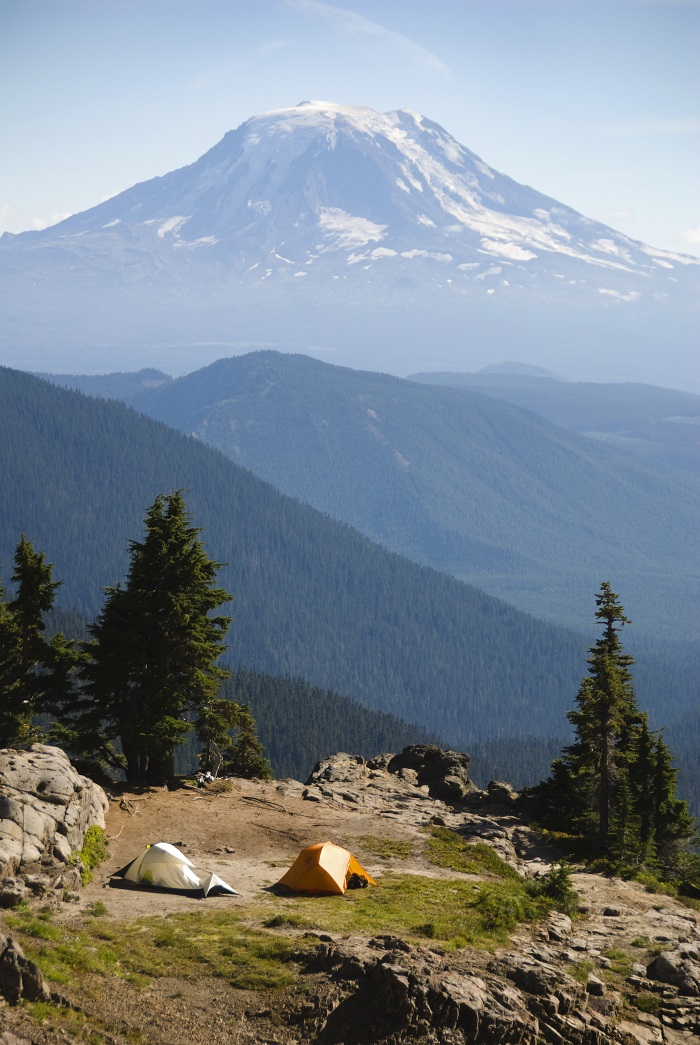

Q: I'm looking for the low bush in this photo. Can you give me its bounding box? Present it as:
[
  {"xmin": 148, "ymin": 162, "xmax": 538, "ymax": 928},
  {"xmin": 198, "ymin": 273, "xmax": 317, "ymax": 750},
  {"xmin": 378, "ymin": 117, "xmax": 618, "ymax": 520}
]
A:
[{"xmin": 73, "ymin": 825, "xmax": 109, "ymax": 885}]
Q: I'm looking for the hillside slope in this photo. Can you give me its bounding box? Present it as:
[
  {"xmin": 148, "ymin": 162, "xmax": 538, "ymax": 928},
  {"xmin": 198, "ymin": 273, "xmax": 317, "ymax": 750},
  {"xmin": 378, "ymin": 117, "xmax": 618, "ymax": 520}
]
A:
[
  {"xmin": 106, "ymin": 351, "xmax": 700, "ymax": 642},
  {"xmin": 2, "ymin": 366, "xmax": 696, "ymax": 784},
  {"xmin": 410, "ymin": 369, "xmax": 700, "ymax": 474},
  {"xmin": 0, "ymin": 365, "xmax": 591, "ymax": 749}
]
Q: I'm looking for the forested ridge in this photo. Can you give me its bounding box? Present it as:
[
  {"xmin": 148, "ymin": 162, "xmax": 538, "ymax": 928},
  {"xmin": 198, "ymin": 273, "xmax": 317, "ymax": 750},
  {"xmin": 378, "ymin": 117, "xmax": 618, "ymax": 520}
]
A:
[
  {"xmin": 0, "ymin": 367, "xmax": 697, "ymax": 802},
  {"xmin": 47, "ymin": 350, "xmax": 699, "ymax": 641},
  {"xmin": 409, "ymin": 369, "xmax": 700, "ymax": 474}
]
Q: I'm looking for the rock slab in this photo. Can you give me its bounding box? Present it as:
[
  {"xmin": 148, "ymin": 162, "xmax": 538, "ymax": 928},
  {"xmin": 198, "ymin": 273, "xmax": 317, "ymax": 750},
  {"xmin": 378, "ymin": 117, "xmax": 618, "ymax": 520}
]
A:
[{"xmin": 0, "ymin": 744, "xmax": 108, "ymax": 900}]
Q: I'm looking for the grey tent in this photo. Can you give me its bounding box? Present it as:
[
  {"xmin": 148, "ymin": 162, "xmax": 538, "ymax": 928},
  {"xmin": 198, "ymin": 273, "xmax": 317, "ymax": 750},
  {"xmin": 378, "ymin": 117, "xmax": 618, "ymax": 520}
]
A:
[{"xmin": 113, "ymin": 842, "xmax": 238, "ymax": 897}]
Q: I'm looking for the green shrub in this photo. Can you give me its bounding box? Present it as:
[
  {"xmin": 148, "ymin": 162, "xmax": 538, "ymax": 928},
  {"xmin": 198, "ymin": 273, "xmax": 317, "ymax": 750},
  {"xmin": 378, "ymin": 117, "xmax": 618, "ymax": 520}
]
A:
[
  {"xmin": 526, "ymin": 863, "xmax": 578, "ymax": 914},
  {"xmin": 73, "ymin": 826, "xmax": 109, "ymax": 885},
  {"xmin": 635, "ymin": 993, "xmax": 660, "ymax": 1015},
  {"xmin": 475, "ymin": 883, "xmax": 534, "ymax": 932}
]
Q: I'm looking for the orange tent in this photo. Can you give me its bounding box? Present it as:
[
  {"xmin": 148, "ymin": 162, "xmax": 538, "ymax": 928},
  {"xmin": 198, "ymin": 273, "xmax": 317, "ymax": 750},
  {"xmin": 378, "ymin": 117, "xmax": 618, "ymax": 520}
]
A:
[{"xmin": 277, "ymin": 841, "xmax": 377, "ymax": 895}]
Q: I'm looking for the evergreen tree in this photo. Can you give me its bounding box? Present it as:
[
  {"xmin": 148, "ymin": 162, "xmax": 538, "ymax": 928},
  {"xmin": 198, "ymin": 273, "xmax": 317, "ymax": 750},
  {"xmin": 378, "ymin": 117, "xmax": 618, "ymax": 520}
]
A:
[
  {"xmin": 626, "ymin": 715, "xmax": 657, "ymax": 866},
  {"xmin": 651, "ymin": 733, "xmax": 696, "ymax": 878},
  {"xmin": 78, "ymin": 492, "xmax": 233, "ymax": 784},
  {"xmin": 0, "ymin": 581, "xmax": 24, "ymax": 746},
  {"xmin": 222, "ymin": 704, "xmax": 272, "ymax": 780},
  {"xmin": 194, "ymin": 696, "xmax": 241, "ymax": 777},
  {"xmin": 546, "ymin": 584, "xmax": 640, "ymax": 851},
  {"xmin": 534, "ymin": 583, "xmax": 695, "ymax": 873},
  {"xmin": 0, "ymin": 537, "xmax": 76, "ymax": 747}
]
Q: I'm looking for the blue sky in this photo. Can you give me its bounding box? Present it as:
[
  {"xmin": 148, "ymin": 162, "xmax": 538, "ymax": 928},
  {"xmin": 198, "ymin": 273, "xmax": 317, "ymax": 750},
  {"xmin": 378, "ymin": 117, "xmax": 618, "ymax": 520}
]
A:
[{"xmin": 2, "ymin": 0, "xmax": 698, "ymax": 255}]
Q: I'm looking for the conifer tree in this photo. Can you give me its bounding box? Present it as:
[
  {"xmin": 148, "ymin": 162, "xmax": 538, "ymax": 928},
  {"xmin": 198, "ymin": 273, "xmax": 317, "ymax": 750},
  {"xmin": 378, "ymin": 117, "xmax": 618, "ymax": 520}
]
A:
[
  {"xmin": 0, "ymin": 537, "xmax": 76, "ymax": 747},
  {"xmin": 222, "ymin": 703, "xmax": 272, "ymax": 780},
  {"xmin": 78, "ymin": 492, "xmax": 233, "ymax": 784},
  {"xmin": 534, "ymin": 583, "xmax": 695, "ymax": 874},
  {"xmin": 558, "ymin": 583, "xmax": 639, "ymax": 849},
  {"xmin": 0, "ymin": 582, "xmax": 24, "ymax": 745},
  {"xmin": 651, "ymin": 733, "xmax": 696, "ymax": 878},
  {"xmin": 194, "ymin": 696, "xmax": 241, "ymax": 777}
]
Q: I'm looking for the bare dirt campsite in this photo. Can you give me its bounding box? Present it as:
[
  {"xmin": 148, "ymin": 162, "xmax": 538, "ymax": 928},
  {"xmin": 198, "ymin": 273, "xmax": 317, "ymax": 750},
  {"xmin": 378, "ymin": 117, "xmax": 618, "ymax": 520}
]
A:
[{"xmin": 2, "ymin": 763, "xmax": 700, "ymax": 1044}]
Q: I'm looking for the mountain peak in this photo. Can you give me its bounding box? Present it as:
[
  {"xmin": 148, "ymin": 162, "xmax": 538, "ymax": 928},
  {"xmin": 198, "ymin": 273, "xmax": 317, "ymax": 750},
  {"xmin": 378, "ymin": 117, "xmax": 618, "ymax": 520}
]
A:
[{"xmin": 1, "ymin": 101, "xmax": 697, "ymax": 387}]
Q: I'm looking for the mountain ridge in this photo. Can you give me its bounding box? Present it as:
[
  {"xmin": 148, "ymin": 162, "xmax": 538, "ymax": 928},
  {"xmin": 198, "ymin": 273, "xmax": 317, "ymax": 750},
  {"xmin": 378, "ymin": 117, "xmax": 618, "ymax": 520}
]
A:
[
  {"xmin": 2, "ymin": 365, "xmax": 696, "ymax": 739},
  {"xmin": 55, "ymin": 350, "xmax": 698, "ymax": 642}
]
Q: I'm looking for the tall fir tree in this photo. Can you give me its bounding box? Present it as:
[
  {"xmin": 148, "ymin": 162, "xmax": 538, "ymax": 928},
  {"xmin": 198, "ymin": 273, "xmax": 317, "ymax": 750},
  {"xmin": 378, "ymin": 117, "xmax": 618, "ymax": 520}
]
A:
[
  {"xmin": 534, "ymin": 583, "xmax": 695, "ymax": 874},
  {"xmin": 77, "ymin": 492, "xmax": 233, "ymax": 783},
  {"xmin": 0, "ymin": 537, "xmax": 76, "ymax": 747},
  {"xmin": 651, "ymin": 733, "xmax": 696, "ymax": 878},
  {"xmin": 559, "ymin": 583, "xmax": 639, "ymax": 850}
]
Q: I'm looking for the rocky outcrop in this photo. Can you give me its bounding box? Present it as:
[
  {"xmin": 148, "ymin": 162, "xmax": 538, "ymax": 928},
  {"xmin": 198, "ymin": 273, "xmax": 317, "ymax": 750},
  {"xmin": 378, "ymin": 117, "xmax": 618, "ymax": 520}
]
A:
[
  {"xmin": 646, "ymin": 948, "xmax": 700, "ymax": 995},
  {"xmin": 296, "ymin": 934, "xmax": 646, "ymax": 1044},
  {"xmin": 291, "ymin": 926, "xmax": 700, "ymax": 1044},
  {"xmin": 386, "ymin": 745, "xmax": 477, "ymax": 801},
  {"xmin": 0, "ymin": 932, "xmax": 50, "ymax": 1006},
  {"xmin": 0, "ymin": 744, "xmax": 108, "ymax": 906},
  {"xmin": 300, "ymin": 748, "xmax": 526, "ymax": 869},
  {"xmin": 305, "ymin": 746, "xmax": 479, "ymax": 808},
  {"xmin": 287, "ymin": 748, "xmax": 700, "ymax": 1043}
]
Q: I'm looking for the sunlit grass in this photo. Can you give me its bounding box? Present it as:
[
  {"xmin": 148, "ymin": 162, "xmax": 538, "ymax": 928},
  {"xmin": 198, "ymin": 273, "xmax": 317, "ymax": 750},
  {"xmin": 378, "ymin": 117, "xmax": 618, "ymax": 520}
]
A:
[
  {"xmin": 256, "ymin": 869, "xmax": 552, "ymax": 949},
  {"xmin": 1, "ymin": 824, "xmax": 569, "ymax": 1042},
  {"xmin": 424, "ymin": 827, "xmax": 520, "ymax": 879},
  {"xmin": 352, "ymin": 834, "xmax": 413, "ymax": 861},
  {"xmin": 5, "ymin": 904, "xmax": 301, "ymax": 991}
]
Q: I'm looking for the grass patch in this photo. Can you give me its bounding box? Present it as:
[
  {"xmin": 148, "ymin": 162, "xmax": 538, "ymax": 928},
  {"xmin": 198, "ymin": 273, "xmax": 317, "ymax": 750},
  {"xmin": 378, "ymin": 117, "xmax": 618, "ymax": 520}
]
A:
[
  {"xmin": 635, "ymin": 993, "xmax": 660, "ymax": 1015},
  {"xmin": 5, "ymin": 904, "xmax": 300, "ymax": 991},
  {"xmin": 425, "ymin": 828, "xmax": 519, "ymax": 879},
  {"xmin": 354, "ymin": 834, "xmax": 413, "ymax": 861},
  {"xmin": 570, "ymin": 959, "xmax": 595, "ymax": 985},
  {"xmin": 87, "ymin": 901, "xmax": 108, "ymax": 918},
  {"xmin": 69, "ymin": 911, "xmax": 300, "ymax": 991},
  {"xmin": 256, "ymin": 870, "xmax": 559, "ymax": 949},
  {"xmin": 4, "ymin": 907, "xmax": 63, "ymax": 942},
  {"xmin": 630, "ymin": 935, "xmax": 651, "ymax": 949},
  {"xmin": 602, "ymin": 946, "xmax": 634, "ymax": 977}
]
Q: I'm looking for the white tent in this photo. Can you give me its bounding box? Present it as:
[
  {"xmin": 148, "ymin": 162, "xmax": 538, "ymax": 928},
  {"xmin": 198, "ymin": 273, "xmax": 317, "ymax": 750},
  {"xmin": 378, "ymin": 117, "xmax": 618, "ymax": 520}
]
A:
[{"xmin": 114, "ymin": 842, "xmax": 238, "ymax": 897}]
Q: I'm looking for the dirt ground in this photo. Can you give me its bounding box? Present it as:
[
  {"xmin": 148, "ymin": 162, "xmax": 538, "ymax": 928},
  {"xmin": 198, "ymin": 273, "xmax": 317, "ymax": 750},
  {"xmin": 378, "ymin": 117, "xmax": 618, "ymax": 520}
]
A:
[
  {"xmin": 82, "ymin": 777, "xmax": 435, "ymax": 919},
  {"xmin": 1, "ymin": 778, "xmax": 441, "ymax": 1045},
  {"xmin": 3, "ymin": 779, "xmax": 698, "ymax": 1044}
]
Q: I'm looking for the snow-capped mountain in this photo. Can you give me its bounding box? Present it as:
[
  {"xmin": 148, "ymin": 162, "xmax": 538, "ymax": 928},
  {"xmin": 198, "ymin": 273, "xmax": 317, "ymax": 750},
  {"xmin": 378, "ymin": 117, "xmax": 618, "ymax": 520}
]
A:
[{"xmin": 2, "ymin": 101, "xmax": 698, "ymax": 386}]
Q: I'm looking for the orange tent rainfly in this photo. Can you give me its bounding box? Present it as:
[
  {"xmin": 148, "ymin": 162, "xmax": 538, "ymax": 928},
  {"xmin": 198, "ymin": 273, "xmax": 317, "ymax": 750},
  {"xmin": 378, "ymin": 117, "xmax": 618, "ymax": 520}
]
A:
[{"xmin": 277, "ymin": 841, "xmax": 377, "ymax": 895}]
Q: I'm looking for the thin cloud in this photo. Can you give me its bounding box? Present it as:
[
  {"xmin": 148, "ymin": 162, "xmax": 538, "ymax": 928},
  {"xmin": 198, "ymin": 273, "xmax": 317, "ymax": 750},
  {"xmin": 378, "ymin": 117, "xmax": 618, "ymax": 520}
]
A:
[
  {"xmin": 287, "ymin": 0, "xmax": 452, "ymax": 77},
  {"xmin": 603, "ymin": 209, "xmax": 636, "ymax": 223},
  {"xmin": 679, "ymin": 224, "xmax": 700, "ymax": 245},
  {"xmin": 0, "ymin": 204, "xmax": 71, "ymax": 236},
  {"xmin": 605, "ymin": 117, "xmax": 700, "ymax": 135},
  {"xmin": 190, "ymin": 39, "xmax": 291, "ymax": 91}
]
